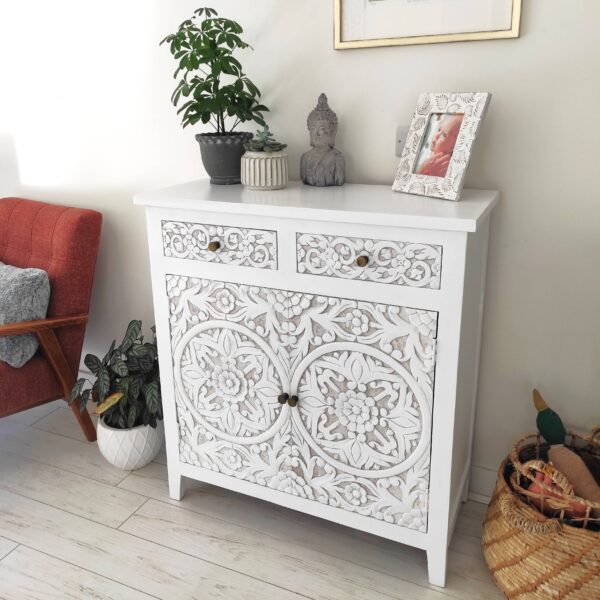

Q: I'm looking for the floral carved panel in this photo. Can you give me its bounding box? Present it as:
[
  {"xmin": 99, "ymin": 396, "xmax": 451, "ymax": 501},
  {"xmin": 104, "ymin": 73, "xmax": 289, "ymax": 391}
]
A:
[
  {"xmin": 297, "ymin": 233, "xmax": 442, "ymax": 289},
  {"xmin": 162, "ymin": 221, "xmax": 277, "ymax": 269},
  {"xmin": 287, "ymin": 293, "xmax": 437, "ymax": 531},
  {"xmin": 167, "ymin": 275, "xmax": 437, "ymax": 532},
  {"xmin": 168, "ymin": 275, "xmax": 294, "ymax": 487}
]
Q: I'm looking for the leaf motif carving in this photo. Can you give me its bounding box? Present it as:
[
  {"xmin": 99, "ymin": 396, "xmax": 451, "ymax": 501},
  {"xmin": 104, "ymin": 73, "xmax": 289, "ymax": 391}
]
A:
[
  {"xmin": 162, "ymin": 221, "xmax": 277, "ymax": 269},
  {"xmin": 296, "ymin": 233, "xmax": 442, "ymax": 290}
]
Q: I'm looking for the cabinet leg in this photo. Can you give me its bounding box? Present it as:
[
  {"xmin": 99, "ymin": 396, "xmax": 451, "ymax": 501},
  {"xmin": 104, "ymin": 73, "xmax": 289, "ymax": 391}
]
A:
[
  {"xmin": 168, "ymin": 470, "xmax": 185, "ymax": 501},
  {"xmin": 426, "ymin": 547, "xmax": 448, "ymax": 587}
]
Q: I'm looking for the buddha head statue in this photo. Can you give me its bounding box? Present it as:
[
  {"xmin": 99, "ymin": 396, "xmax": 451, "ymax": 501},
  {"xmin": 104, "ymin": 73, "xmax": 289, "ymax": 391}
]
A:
[{"xmin": 307, "ymin": 93, "xmax": 338, "ymax": 149}]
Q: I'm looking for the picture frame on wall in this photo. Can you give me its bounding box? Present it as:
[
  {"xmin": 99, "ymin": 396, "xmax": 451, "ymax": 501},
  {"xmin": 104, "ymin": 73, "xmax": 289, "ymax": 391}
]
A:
[
  {"xmin": 334, "ymin": 0, "xmax": 521, "ymax": 50},
  {"xmin": 392, "ymin": 92, "xmax": 491, "ymax": 202}
]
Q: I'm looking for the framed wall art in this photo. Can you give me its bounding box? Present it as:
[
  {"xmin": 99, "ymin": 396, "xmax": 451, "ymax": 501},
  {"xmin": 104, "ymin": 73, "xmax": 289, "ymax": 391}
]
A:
[
  {"xmin": 334, "ymin": 0, "xmax": 521, "ymax": 50},
  {"xmin": 392, "ymin": 92, "xmax": 491, "ymax": 201}
]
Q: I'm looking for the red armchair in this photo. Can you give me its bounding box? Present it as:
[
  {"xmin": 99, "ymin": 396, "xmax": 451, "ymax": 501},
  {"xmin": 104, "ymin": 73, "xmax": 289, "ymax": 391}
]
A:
[{"xmin": 0, "ymin": 198, "xmax": 102, "ymax": 441}]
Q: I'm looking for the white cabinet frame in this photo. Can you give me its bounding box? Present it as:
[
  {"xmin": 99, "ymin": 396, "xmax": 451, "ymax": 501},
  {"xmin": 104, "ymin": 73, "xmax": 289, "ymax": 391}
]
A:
[{"xmin": 136, "ymin": 181, "xmax": 497, "ymax": 587}]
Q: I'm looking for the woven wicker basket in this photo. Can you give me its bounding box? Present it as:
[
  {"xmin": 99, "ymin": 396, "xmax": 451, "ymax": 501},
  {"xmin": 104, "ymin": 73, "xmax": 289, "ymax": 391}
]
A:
[{"xmin": 482, "ymin": 429, "xmax": 600, "ymax": 599}]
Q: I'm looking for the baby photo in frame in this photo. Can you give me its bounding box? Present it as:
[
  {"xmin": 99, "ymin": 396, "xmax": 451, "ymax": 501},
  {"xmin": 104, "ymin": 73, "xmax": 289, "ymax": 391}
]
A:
[{"xmin": 393, "ymin": 92, "xmax": 491, "ymax": 201}]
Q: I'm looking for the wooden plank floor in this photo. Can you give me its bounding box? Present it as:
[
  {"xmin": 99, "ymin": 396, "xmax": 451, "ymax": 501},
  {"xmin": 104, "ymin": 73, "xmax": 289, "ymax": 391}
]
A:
[{"xmin": 0, "ymin": 402, "xmax": 504, "ymax": 599}]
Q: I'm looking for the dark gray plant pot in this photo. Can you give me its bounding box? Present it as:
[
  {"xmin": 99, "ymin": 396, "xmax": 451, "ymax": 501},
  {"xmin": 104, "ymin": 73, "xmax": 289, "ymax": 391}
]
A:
[{"xmin": 195, "ymin": 132, "xmax": 253, "ymax": 185}]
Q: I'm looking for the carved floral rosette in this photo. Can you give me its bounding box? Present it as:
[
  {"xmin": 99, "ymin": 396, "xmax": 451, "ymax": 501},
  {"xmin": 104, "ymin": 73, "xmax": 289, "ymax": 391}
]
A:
[
  {"xmin": 297, "ymin": 232, "xmax": 442, "ymax": 289},
  {"xmin": 167, "ymin": 275, "xmax": 437, "ymax": 532},
  {"xmin": 392, "ymin": 92, "xmax": 491, "ymax": 201},
  {"xmin": 162, "ymin": 221, "xmax": 277, "ymax": 269}
]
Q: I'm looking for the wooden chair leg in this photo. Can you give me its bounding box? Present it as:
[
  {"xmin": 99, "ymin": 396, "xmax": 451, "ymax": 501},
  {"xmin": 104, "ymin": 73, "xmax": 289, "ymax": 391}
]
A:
[
  {"xmin": 35, "ymin": 329, "xmax": 97, "ymax": 442},
  {"xmin": 69, "ymin": 396, "xmax": 97, "ymax": 442}
]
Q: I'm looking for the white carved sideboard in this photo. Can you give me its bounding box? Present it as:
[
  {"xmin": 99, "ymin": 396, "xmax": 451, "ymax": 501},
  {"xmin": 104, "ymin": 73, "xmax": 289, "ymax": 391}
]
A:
[{"xmin": 134, "ymin": 180, "xmax": 498, "ymax": 587}]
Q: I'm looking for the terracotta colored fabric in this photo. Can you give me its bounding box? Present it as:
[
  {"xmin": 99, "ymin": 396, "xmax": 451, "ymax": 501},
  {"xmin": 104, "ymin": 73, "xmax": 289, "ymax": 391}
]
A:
[{"xmin": 0, "ymin": 198, "xmax": 102, "ymax": 416}]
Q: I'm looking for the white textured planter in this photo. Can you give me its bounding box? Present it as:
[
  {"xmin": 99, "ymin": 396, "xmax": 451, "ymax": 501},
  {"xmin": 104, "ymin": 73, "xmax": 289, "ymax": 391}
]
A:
[
  {"xmin": 241, "ymin": 151, "xmax": 288, "ymax": 190},
  {"xmin": 97, "ymin": 419, "xmax": 164, "ymax": 470}
]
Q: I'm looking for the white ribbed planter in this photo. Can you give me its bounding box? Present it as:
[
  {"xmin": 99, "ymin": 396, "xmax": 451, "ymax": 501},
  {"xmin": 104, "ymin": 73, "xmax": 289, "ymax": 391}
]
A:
[
  {"xmin": 241, "ymin": 151, "xmax": 288, "ymax": 190},
  {"xmin": 97, "ymin": 419, "xmax": 164, "ymax": 470}
]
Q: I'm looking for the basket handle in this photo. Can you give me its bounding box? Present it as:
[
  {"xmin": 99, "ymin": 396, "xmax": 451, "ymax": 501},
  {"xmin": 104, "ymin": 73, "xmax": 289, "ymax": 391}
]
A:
[
  {"xmin": 590, "ymin": 426, "xmax": 600, "ymax": 442},
  {"xmin": 520, "ymin": 459, "xmax": 573, "ymax": 494},
  {"xmin": 498, "ymin": 493, "xmax": 562, "ymax": 535}
]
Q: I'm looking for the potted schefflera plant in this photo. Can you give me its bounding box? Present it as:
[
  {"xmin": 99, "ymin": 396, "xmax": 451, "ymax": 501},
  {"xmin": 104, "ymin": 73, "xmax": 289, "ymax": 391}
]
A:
[
  {"xmin": 241, "ymin": 126, "xmax": 289, "ymax": 190},
  {"xmin": 69, "ymin": 320, "xmax": 164, "ymax": 470},
  {"xmin": 161, "ymin": 7, "xmax": 269, "ymax": 185}
]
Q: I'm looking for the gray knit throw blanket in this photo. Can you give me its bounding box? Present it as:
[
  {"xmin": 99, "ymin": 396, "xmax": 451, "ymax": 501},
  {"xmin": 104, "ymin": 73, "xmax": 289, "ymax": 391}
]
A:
[{"xmin": 0, "ymin": 262, "xmax": 50, "ymax": 368}]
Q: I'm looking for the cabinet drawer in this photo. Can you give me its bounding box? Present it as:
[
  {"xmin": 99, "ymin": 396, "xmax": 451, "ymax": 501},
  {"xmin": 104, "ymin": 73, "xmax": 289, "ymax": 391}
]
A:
[
  {"xmin": 296, "ymin": 232, "xmax": 442, "ymax": 289},
  {"xmin": 162, "ymin": 220, "xmax": 277, "ymax": 269}
]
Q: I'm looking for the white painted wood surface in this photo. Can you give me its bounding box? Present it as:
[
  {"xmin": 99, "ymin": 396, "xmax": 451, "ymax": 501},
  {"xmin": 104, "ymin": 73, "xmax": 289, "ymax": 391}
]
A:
[
  {"xmin": 134, "ymin": 180, "xmax": 498, "ymax": 232},
  {"xmin": 28, "ymin": 405, "xmax": 98, "ymax": 443},
  {"xmin": 0, "ymin": 420, "xmax": 125, "ymax": 486},
  {"xmin": 136, "ymin": 181, "xmax": 498, "ymax": 587},
  {"xmin": 0, "ymin": 537, "xmax": 17, "ymax": 561},
  {"xmin": 0, "ymin": 451, "xmax": 146, "ymax": 528},
  {"xmin": 0, "ymin": 546, "xmax": 155, "ymax": 600},
  {"xmin": 0, "ymin": 403, "xmax": 503, "ymax": 598}
]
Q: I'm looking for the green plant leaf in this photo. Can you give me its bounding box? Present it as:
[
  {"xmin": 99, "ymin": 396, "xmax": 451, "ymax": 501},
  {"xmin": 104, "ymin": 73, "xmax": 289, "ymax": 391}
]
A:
[
  {"xmin": 116, "ymin": 376, "xmax": 130, "ymax": 396},
  {"xmin": 102, "ymin": 340, "xmax": 116, "ymax": 366},
  {"xmin": 79, "ymin": 389, "xmax": 91, "ymax": 414},
  {"xmin": 127, "ymin": 355, "xmax": 154, "ymax": 373},
  {"xmin": 69, "ymin": 379, "xmax": 85, "ymax": 405},
  {"xmin": 129, "ymin": 344, "xmax": 150, "ymax": 358},
  {"xmin": 97, "ymin": 366, "xmax": 110, "ymax": 400},
  {"xmin": 127, "ymin": 404, "xmax": 137, "ymax": 428},
  {"xmin": 144, "ymin": 381, "xmax": 160, "ymax": 414},
  {"xmin": 130, "ymin": 375, "xmax": 143, "ymax": 400},
  {"xmin": 84, "ymin": 354, "xmax": 102, "ymax": 376},
  {"xmin": 119, "ymin": 320, "xmax": 142, "ymax": 352},
  {"xmin": 111, "ymin": 357, "xmax": 128, "ymax": 377}
]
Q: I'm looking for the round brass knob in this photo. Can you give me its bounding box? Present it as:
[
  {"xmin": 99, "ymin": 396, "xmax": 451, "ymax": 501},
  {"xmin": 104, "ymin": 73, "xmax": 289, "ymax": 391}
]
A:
[
  {"xmin": 207, "ymin": 240, "xmax": 221, "ymax": 252},
  {"xmin": 356, "ymin": 255, "xmax": 369, "ymax": 268},
  {"xmin": 277, "ymin": 393, "xmax": 289, "ymax": 405},
  {"xmin": 287, "ymin": 395, "xmax": 299, "ymax": 407}
]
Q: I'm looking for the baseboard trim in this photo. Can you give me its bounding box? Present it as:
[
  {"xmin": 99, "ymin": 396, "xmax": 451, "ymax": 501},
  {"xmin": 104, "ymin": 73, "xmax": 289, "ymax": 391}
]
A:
[
  {"xmin": 467, "ymin": 491, "xmax": 491, "ymax": 504},
  {"xmin": 467, "ymin": 464, "xmax": 497, "ymax": 504}
]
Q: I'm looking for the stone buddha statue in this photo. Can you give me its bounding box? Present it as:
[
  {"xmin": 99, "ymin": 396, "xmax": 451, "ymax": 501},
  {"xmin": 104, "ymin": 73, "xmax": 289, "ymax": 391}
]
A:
[{"xmin": 300, "ymin": 93, "xmax": 345, "ymax": 187}]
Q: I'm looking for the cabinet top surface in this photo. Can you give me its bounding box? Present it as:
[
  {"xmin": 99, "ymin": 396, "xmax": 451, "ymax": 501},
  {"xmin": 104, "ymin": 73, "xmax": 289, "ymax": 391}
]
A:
[{"xmin": 134, "ymin": 180, "xmax": 498, "ymax": 232}]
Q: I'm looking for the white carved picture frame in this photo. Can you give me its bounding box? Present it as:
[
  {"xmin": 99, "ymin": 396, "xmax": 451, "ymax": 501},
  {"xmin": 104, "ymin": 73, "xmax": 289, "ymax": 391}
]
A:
[{"xmin": 392, "ymin": 92, "xmax": 491, "ymax": 201}]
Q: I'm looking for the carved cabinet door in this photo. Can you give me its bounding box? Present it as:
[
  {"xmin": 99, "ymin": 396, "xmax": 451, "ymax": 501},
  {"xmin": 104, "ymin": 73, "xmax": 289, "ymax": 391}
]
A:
[
  {"xmin": 167, "ymin": 276, "xmax": 437, "ymax": 531},
  {"xmin": 167, "ymin": 276, "xmax": 295, "ymax": 489},
  {"xmin": 285, "ymin": 293, "xmax": 438, "ymax": 532}
]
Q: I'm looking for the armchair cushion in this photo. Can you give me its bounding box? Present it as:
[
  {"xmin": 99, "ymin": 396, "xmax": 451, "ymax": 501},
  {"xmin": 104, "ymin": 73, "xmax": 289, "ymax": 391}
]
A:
[{"xmin": 0, "ymin": 261, "xmax": 50, "ymax": 367}]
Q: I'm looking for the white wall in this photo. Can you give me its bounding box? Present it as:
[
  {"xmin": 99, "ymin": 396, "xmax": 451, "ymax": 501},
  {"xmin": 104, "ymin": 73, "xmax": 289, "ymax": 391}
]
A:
[{"xmin": 1, "ymin": 1, "xmax": 599, "ymax": 495}]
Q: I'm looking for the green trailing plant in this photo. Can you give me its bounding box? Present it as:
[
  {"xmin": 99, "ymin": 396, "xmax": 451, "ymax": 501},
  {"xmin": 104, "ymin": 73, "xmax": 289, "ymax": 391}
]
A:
[
  {"xmin": 69, "ymin": 320, "xmax": 162, "ymax": 430},
  {"xmin": 244, "ymin": 126, "xmax": 287, "ymax": 153},
  {"xmin": 161, "ymin": 6, "xmax": 268, "ymax": 134}
]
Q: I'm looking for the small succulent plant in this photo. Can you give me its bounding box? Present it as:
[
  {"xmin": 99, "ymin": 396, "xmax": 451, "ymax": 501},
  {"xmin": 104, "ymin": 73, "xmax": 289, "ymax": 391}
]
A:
[{"xmin": 244, "ymin": 126, "xmax": 287, "ymax": 153}]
